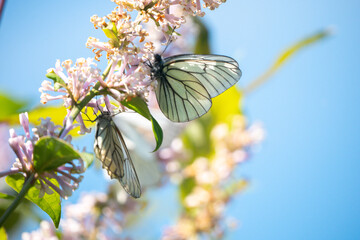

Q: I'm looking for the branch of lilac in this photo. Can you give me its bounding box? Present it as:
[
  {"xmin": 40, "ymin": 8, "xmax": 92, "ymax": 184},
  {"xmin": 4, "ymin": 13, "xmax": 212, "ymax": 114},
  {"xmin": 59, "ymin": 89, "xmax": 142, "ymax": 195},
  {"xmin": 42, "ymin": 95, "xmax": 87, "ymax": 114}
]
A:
[{"xmin": 1, "ymin": 0, "xmax": 228, "ymax": 228}]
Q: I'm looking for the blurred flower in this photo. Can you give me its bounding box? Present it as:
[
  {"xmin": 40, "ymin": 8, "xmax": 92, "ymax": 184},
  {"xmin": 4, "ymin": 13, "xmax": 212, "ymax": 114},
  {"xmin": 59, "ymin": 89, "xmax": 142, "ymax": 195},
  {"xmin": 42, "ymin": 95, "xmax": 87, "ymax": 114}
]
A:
[
  {"xmin": 0, "ymin": 113, "xmax": 84, "ymax": 199},
  {"xmin": 161, "ymin": 115, "xmax": 265, "ymax": 239},
  {"xmin": 0, "ymin": 123, "xmax": 15, "ymax": 172},
  {"xmin": 22, "ymin": 190, "xmax": 143, "ymax": 240},
  {"xmin": 22, "ymin": 221, "xmax": 58, "ymax": 240}
]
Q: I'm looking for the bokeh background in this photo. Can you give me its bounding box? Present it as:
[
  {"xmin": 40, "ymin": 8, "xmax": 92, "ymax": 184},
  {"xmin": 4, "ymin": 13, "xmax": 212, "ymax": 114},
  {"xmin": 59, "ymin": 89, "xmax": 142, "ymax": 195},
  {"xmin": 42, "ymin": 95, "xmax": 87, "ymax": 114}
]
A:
[{"xmin": 1, "ymin": 0, "xmax": 360, "ymax": 239}]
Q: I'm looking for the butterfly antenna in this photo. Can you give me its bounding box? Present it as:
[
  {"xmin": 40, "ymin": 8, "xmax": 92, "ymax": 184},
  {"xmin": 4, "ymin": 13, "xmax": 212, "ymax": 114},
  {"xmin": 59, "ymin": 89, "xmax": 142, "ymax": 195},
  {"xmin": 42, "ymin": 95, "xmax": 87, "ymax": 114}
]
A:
[
  {"xmin": 81, "ymin": 110, "xmax": 95, "ymax": 123},
  {"xmin": 161, "ymin": 26, "xmax": 177, "ymax": 56}
]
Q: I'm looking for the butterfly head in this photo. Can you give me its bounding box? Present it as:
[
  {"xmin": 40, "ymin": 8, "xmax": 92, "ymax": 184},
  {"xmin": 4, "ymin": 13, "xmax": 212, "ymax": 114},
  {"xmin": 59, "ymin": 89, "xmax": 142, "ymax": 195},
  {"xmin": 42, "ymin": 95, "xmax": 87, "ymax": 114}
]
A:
[{"xmin": 96, "ymin": 111, "xmax": 112, "ymax": 121}]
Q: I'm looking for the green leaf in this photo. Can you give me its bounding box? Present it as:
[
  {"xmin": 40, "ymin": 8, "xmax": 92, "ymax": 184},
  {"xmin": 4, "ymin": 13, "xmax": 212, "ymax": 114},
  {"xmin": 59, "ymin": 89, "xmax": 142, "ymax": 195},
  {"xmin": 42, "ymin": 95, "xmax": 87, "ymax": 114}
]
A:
[
  {"xmin": 79, "ymin": 152, "xmax": 94, "ymax": 170},
  {"xmin": 0, "ymin": 227, "xmax": 7, "ymax": 240},
  {"xmin": 46, "ymin": 70, "xmax": 66, "ymax": 91},
  {"xmin": 210, "ymin": 86, "xmax": 242, "ymax": 124},
  {"xmin": 179, "ymin": 177, "xmax": 196, "ymax": 203},
  {"xmin": 33, "ymin": 136, "xmax": 81, "ymax": 173},
  {"xmin": 6, "ymin": 174, "xmax": 61, "ymax": 228},
  {"xmin": 0, "ymin": 193, "xmax": 15, "ymax": 200},
  {"xmin": 0, "ymin": 93, "xmax": 27, "ymax": 121},
  {"xmin": 121, "ymin": 97, "xmax": 163, "ymax": 151},
  {"xmin": 27, "ymin": 105, "xmax": 95, "ymax": 137},
  {"xmin": 244, "ymin": 28, "xmax": 332, "ymax": 94},
  {"xmin": 103, "ymin": 23, "xmax": 120, "ymax": 48},
  {"xmin": 193, "ymin": 17, "xmax": 211, "ymax": 54}
]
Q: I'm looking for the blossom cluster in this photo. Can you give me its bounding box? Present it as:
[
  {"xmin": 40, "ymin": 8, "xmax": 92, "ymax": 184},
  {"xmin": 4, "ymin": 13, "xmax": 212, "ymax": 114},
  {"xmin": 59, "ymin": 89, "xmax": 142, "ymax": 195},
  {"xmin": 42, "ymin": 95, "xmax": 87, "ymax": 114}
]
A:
[
  {"xmin": 1, "ymin": 113, "xmax": 84, "ymax": 199},
  {"xmin": 160, "ymin": 115, "xmax": 265, "ymax": 239}
]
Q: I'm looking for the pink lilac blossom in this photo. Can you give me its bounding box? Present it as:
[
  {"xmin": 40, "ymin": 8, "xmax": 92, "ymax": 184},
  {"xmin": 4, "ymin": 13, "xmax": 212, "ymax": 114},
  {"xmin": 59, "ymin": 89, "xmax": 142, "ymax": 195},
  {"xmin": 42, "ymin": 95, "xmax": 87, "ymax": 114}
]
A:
[
  {"xmin": 0, "ymin": 113, "xmax": 85, "ymax": 199},
  {"xmin": 39, "ymin": 58, "xmax": 101, "ymax": 107}
]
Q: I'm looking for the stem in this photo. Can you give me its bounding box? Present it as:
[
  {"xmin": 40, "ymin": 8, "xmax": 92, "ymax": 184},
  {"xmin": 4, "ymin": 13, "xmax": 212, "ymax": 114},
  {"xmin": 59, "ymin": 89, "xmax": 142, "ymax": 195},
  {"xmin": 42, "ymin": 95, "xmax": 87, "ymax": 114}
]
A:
[{"xmin": 0, "ymin": 173, "xmax": 35, "ymax": 228}]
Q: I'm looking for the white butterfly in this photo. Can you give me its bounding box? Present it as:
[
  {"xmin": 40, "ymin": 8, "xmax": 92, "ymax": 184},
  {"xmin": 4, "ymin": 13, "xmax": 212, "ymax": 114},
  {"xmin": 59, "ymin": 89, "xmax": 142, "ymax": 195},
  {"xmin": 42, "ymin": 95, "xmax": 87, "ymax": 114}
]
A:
[
  {"xmin": 94, "ymin": 111, "xmax": 141, "ymax": 198},
  {"xmin": 150, "ymin": 54, "xmax": 242, "ymax": 122}
]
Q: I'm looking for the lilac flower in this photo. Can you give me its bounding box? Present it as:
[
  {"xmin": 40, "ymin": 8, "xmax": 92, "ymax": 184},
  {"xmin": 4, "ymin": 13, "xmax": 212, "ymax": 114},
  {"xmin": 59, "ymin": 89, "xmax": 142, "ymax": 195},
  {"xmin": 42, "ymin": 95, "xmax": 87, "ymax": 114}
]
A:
[
  {"xmin": 0, "ymin": 113, "xmax": 85, "ymax": 199},
  {"xmin": 39, "ymin": 58, "xmax": 102, "ymax": 107}
]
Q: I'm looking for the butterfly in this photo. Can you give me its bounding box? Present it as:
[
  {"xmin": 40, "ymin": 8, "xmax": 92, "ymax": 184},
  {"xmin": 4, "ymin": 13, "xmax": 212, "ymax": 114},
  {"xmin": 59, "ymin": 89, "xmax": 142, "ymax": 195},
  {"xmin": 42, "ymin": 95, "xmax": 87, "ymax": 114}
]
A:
[
  {"xmin": 94, "ymin": 111, "xmax": 141, "ymax": 198},
  {"xmin": 149, "ymin": 53, "xmax": 242, "ymax": 122}
]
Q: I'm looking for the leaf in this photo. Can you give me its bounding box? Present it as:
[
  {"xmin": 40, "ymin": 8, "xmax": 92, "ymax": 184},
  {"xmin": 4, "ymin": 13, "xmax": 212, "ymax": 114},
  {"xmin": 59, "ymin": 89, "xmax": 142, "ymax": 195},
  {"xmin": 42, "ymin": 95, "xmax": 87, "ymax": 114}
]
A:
[
  {"xmin": 79, "ymin": 152, "xmax": 94, "ymax": 170},
  {"xmin": 193, "ymin": 17, "xmax": 211, "ymax": 55},
  {"xmin": 211, "ymin": 86, "xmax": 242, "ymax": 124},
  {"xmin": 46, "ymin": 70, "xmax": 66, "ymax": 91},
  {"xmin": 0, "ymin": 193, "xmax": 15, "ymax": 200},
  {"xmin": 103, "ymin": 23, "xmax": 120, "ymax": 48},
  {"xmin": 0, "ymin": 92, "xmax": 27, "ymax": 122},
  {"xmin": 29, "ymin": 106, "xmax": 96, "ymax": 137},
  {"xmin": 0, "ymin": 227, "xmax": 7, "ymax": 240},
  {"xmin": 6, "ymin": 174, "xmax": 61, "ymax": 228},
  {"xmin": 224, "ymin": 180, "xmax": 248, "ymax": 198},
  {"xmin": 179, "ymin": 177, "xmax": 196, "ymax": 203},
  {"xmin": 244, "ymin": 28, "xmax": 332, "ymax": 94},
  {"xmin": 33, "ymin": 136, "xmax": 81, "ymax": 173},
  {"xmin": 0, "ymin": 105, "xmax": 96, "ymax": 137},
  {"xmin": 121, "ymin": 97, "xmax": 163, "ymax": 151}
]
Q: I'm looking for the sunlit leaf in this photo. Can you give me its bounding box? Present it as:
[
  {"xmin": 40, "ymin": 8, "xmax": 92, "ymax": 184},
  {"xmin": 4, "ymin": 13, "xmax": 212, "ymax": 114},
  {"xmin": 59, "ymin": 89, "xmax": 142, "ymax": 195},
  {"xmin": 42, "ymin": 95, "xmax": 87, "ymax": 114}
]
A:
[
  {"xmin": 244, "ymin": 28, "xmax": 332, "ymax": 94},
  {"xmin": 0, "ymin": 93, "xmax": 27, "ymax": 122},
  {"xmin": 193, "ymin": 17, "xmax": 211, "ymax": 55},
  {"xmin": 79, "ymin": 152, "xmax": 94, "ymax": 170},
  {"xmin": 3, "ymin": 105, "xmax": 96, "ymax": 137},
  {"xmin": 0, "ymin": 193, "xmax": 15, "ymax": 200},
  {"xmin": 33, "ymin": 136, "xmax": 81, "ymax": 173},
  {"xmin": 6, "ymin": 174, "xmax": 61, "ymax": 228},
  {"xmin": 179, "ymin": 177, "xmax": 196, "ymax": 203},
  {"xmin": 103, "ymin": 23, "xmax": 120, "ymax": 48},
  {"xmin": 211, "ymin": 86, "xmax": 242, "ymax": 124},
  {"xmin": 46, "ymin": 71, "xmax": 66, "ymax": 91},
  {"xmin": 0, "ymin": 227, "xmax": 7, "ymax": 240}
]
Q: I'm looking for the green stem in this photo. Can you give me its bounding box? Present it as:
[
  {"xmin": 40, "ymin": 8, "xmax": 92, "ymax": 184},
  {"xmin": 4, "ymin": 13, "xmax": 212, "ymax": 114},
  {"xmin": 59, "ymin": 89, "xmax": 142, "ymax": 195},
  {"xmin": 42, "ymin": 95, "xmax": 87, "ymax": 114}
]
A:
[{"xmin": 0, "ymin": 173, "xmax": 35, "ymax": 228}]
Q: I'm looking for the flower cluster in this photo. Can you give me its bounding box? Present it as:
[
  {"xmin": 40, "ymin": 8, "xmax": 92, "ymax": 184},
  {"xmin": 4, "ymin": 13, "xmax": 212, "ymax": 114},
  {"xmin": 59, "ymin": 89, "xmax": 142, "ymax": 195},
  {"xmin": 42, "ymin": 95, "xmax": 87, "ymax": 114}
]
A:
[
  {"xmin": 160, "ymin": 115, "xmax": 265, "ymax": 239},
  {"xmin": 1, "ymin": 113, "xmax": 85, "ymax": 199},
  {"xmin": 39, "ymin": 58, "xmax": 101, "ymax": 106},
  {"xmin": 22, "ymin": 190, "xmax": 142, "ymax": 240},
  {"xmin": 87, "ymin": 0, "xmax": 225, "ymax": 59}
]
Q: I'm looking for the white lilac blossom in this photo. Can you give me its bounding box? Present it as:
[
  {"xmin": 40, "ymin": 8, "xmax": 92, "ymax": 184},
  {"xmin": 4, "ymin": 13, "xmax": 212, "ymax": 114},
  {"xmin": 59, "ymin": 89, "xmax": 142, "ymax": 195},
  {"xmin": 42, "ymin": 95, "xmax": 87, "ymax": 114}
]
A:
[{"xmin": 1, "ymin": 113, "xmax": 85, "ymax": 199}]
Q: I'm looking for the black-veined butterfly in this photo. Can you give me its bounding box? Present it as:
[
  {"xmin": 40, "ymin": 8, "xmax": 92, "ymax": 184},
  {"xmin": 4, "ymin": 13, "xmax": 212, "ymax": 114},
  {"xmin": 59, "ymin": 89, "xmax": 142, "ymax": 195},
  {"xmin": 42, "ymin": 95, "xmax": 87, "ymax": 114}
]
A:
[
  {"xmin": 94, "ymin": 111, "xmax": 141, "ymax": 198},
  {"xmin": 150, "ymin": 53, "xmax": 242, "ymax": 122}
]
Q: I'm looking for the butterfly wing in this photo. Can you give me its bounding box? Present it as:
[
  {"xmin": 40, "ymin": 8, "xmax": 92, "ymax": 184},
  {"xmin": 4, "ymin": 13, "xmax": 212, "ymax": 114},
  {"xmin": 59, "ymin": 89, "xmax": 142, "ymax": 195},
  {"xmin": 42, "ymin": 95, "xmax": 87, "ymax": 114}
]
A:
[
  {"xmin": 156, "ymin": 54, "xmax": 242, "ymax": 122},
  {"xmin": 94, "ymin": 114, "xmax": 141, "ymax": 198}
]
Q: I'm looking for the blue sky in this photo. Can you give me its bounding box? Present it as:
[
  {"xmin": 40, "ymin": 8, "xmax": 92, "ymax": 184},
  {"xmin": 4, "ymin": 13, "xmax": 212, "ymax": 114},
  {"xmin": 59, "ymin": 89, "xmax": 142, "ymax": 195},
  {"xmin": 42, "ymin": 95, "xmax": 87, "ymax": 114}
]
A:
[{"xmin": 1, "ymin": 0, "xmax": 360, "ymax": 239}]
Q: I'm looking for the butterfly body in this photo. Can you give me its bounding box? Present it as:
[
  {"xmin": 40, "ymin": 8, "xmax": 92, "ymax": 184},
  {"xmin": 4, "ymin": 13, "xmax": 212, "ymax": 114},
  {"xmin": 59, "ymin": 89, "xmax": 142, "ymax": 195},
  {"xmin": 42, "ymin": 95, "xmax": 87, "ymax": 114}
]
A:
[
  {"xmin": 150, "ymin": 54, "xmax": 242, "ymax": 122},
  {"xmin": 94, "ymin": 111, "xmax": 141, "ymax": 198}
]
